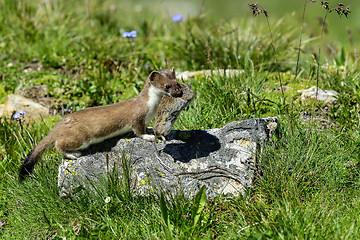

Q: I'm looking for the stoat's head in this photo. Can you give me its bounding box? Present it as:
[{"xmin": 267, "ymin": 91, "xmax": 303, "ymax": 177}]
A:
[{"xmin": 148, "ymin": 68, "xmax": 183, "ymax": 98}]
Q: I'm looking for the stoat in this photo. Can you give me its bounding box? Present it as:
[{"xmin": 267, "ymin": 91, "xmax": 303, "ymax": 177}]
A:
[{"xmin": 19, "ymin": 68, "xmax": 182, "ymax": 181}]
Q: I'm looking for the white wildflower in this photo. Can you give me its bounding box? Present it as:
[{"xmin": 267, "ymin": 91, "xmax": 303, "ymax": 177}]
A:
[
  {"xmin": 104, "ymin": 196, "xmax": 111, "ymax": 204},
  {"xmin": 267, "ymin": 122, "xmax": 278, "ymax": 131}
]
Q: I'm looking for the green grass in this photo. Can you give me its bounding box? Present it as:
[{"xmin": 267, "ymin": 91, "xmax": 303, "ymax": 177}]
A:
[{"xmin": 1, "ymin": 0, "xmax": 360, "ymax": 239}]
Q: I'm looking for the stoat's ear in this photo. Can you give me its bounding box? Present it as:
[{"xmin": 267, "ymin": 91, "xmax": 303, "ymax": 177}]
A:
[{"xmin": 149, "ymin": 71, "xmax": 161, "ymax": 82}]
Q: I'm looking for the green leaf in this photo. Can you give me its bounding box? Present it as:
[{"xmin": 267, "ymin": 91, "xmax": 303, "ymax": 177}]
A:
[
  {"xmin": 160, "ymin": 193, "xmax": 169, "ymax": 226},
  {"xmin": 191, "ymin": 185, "xmax": 207, "ymax": 230},
  {"xmin": 160, "ymin": 193, "xmax": 173, "ymax": 236}
]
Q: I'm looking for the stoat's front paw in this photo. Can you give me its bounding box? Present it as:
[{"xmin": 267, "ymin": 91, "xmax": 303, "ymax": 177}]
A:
[{"xmin": 140, "ymin": 134, "xmax": 156, "ymax": 142}]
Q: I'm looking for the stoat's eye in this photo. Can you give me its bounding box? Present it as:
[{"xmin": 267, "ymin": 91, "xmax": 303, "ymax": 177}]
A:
[{"xmin": 165, "ymin": 84, "xmax": 170, "ymax": 90}]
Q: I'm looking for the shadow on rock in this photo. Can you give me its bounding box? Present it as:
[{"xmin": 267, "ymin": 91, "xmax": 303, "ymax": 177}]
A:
[{"xmin": 163, "ymin": 130, "xmax": 221, "ymax": 163}]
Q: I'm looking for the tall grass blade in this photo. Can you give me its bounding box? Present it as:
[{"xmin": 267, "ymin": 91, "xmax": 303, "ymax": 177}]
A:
[{"xmin": 191, "ymin": 185, "xmax": 207, "ymax": 231}]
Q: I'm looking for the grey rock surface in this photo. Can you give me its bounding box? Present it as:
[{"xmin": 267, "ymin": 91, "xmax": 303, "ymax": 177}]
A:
[
  {"xmin": 177, "ymin": 69, "xmax": 244, "ymax": 80},
  {"xmin": 58, "ymin": 117, "xmax": 278, "ymax": 199},
  {"xmin": 298, "ymin": 86, "xmax": 338, "ymax": 104},
  {"xmin": 0, "ymin": 94, "xmax": 50, "ymax": 121}
]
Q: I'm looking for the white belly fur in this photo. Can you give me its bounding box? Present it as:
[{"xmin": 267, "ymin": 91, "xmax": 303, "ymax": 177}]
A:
[
  {"xmin": 76, "ymin": 125, "xmax": 132, "ymax": 150},
  {"xmin": 145, "ymin": 85, "xmax": 165, "ymax": 125}
]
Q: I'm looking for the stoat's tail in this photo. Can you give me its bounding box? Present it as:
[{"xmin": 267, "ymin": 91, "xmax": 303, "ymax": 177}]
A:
[{"xmin": 19, "ymin": 134, "xmax": 55, "ymax": 182}]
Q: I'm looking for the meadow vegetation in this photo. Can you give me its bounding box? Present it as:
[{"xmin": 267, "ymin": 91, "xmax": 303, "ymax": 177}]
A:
[{"xmin": 1, "ymin": 0, "xmax": 359, "ymax": 239}]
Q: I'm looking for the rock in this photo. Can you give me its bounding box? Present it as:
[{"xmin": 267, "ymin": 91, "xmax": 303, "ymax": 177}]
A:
[
  {"xmin": 58, "ymin": 117, "xmax": 278, "ymax": 199},
  {"xmin": 0, "ymin": 105, "xmax": 4, "ymax": 116},
  {"xmin": 19, "ymin": 85, "xmax": 60, "ymax": 116},
  {"xmin": 23, "ymin": 61, "xmax": 43, "ymax": 73},
  {"xmin": 177, "ymin": 69, "xmax": 244, "ymax": 80},
  {"xmin": 18, "ymin": 85, "xmax": 49, "ymax": 102},
  {"xmin": 0, "ymin": 94, "xmax": 50, "ymax": 121},
  {"xmin": 0, "ymin": 85, "xmax": 60, "ymax": 120},
  {"xmin": 299, "ymin": 110, "xmax": 340, "ymax": 129},
  {"xmin": 298, "ymin": 86, "xmax": 338, "ymax": 104},
  {"xmin": 275, "ymin": 86, "xmax": 292, "ymax": 92}
]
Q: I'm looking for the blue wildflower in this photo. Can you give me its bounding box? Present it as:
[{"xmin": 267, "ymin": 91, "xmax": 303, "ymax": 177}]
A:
[
  {"xmin": 19, "ymin": 110, "xmax": 26, "ymax": 115},
  {"xmin": 13, "ymin": 110, "xmax": 26, "ymax": 121},
  {"xmin": 129, "ymin": 30, "xmax": 137, "ymax": 37},
  {"xmin": 172, "ymin": 14, "xmax": 183, "ymax": 22},
  {"xmin": 123, "ymin": 30, "xmax": 137, "ymax": 38},
  {"xmin": 13, "ymin": 112, "xmax": 20, "ymax": 120}
]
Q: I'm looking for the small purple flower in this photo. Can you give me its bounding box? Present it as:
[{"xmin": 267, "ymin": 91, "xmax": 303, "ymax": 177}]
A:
[
  {"xmin": 61, "ymin": 106, "xmax": 73, "ymax": 115},
  {"xmin": 65, "ymin": 106, "xmax": 73, "ymax": 113},
  {"xmin": 172, "ymin": 14, "xmax": 183, "ymax": 22},
  {"xmin": 145, "ymin": 64, "xmax": 151, "ymax": 69},
  {"xmin": 13, "ymin": 110, "xmax": 26, "ymax": 121},
  {"xmin": 13, "ymin": 112, "xmax": 20, "ymax": 120},
  {"xmin": 123, "ymin": 30, "xmax": 137, "ymax": 38},
  {"xmin": 0, "ymin": 221, "xmax": 5, "ymax": 227}
]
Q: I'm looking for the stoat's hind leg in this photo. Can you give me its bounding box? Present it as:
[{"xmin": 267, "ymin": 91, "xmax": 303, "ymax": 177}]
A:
[
  {"xmin": 62, "ymin": 151, "xmax": 83, "ymax": 160},
  {"xmin": 55, "ymin": 140, "xmax": 83, "ymax": 159}
]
